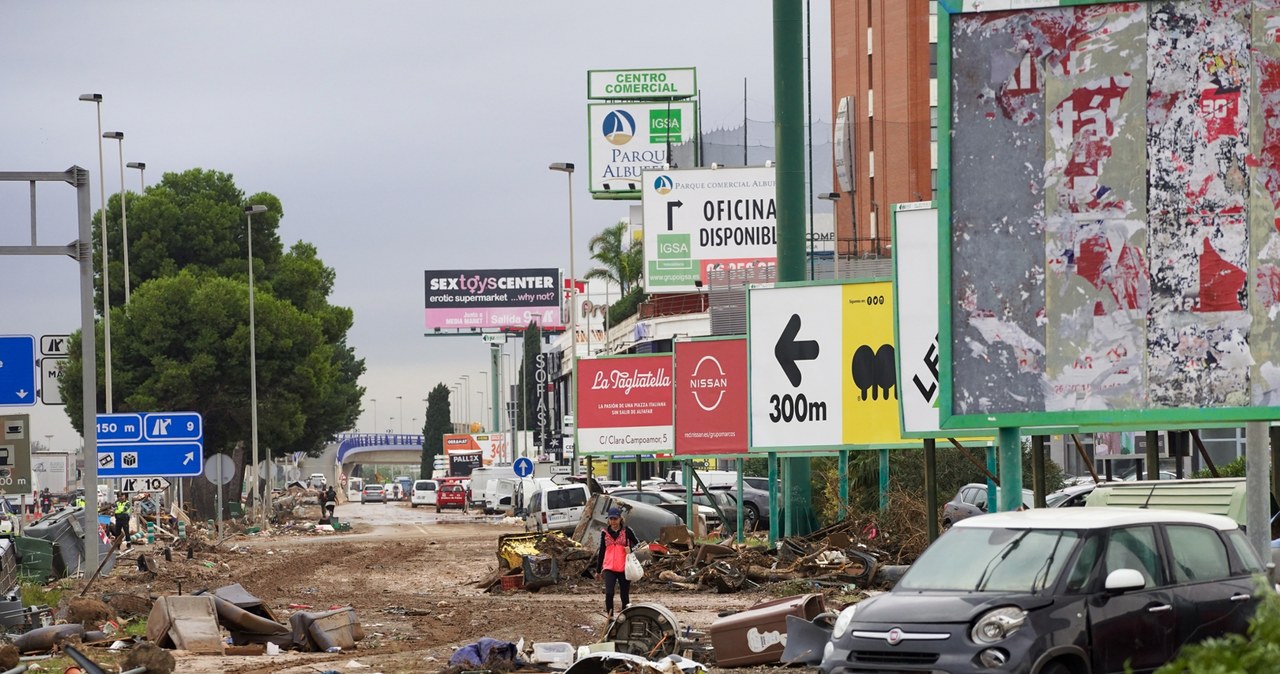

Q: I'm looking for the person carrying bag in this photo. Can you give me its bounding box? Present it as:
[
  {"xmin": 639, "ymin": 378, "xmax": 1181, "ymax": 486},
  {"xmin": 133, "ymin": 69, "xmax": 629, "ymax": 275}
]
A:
[{"xmin": 593, "ymin": 506, "xmax": 639, "ymax": 618}]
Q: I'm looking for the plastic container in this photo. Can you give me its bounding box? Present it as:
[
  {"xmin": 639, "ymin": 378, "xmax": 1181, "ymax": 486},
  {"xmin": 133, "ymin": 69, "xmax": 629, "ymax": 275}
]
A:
[
  {"xmin": 500, "ymin": 573, "xmax": 524, "ymax": 591},
  {"xmin": 709, "ymin": 593, "xmax": 826, "ymax": 667},
  {"xmin": 531, "ymin": 641, "xmax": 573, "ymax": 666}
]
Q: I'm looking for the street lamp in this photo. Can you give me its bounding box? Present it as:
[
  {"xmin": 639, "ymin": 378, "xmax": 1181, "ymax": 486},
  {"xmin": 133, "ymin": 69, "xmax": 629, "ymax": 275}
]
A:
[
  {"xmin": 549, "ymin": 162, "xmax": 577, "ymax": 471},
  {"xmin": 818, "ymin": 192, "xmax": 841, "ymax": 280},
  {"xmin": 460, "ymin": 375, "xmax": 471, "ymax": 424},
  {"xmin": 450, "ymin": 385, "xmax": 461, "ymax": 426},
  {"xmin": 370, "ymin": 398, "xmax": 377, "ymax": 434},
  {"xmin": 475, "ymin": 390, "xmax": 486, "ymax": 430},
  {"xmin": 80, "ymin": 93, "xmax": 113, "ymax": 413},
  {"xmin": 104, "ymin": 131, "xmax": 131, "ymax": 303},
  {"xmin": 126, "ymin": 161, "xmax": 146, "ymax": 192},
  {"xmin": 245, "ymin": 204, "xmax": 267, "ymax": 526},
  {"xmin": 478, "ymin": 370, "xmax": 489, "ymax": 429},
  {"xmin": 396, "ymin": 395, "xmax": 403, "ymax": 434}
]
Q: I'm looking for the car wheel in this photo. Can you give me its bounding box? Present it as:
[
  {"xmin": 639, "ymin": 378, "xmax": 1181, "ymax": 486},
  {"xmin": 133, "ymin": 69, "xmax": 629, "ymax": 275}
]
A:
[
  {"xmin": 410, "ymin": 503, "xmax": 417, "ymax": 508},
  {"xmin": 1039, "ymin": 661, "xmax": 1073, "ymax": 674},
  {"xmin": 435, "ymin": 505, "xmax": 441, "ymax": 513},
  {"xmin": 941, "ymin": 518, "xmax": 952, "ymax": 530},
  {"xmin": 743, "ymin": 504, "xmax": 761, "ymax": 530}
]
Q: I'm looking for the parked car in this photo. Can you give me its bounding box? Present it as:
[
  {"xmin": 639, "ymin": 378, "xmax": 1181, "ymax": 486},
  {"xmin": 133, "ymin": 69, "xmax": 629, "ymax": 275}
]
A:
[
  {"xmin": 410, "ymin": 479, "xmax": 438, "ymax": 508},
  {"xmin": 742, "ymin": 476, "xmax": 770, "ymax": 491},
  {"xmin": 708, "ymin": 482, "xmax": 771, "ymax": 529},
  {"xmin": 360, "ymin": 484, "xmax": 385, "ymax": 504},
  {"xmin": 609, "ymin": 488, "xmax": 719, "ymax": 530},
  {"xmin": 309, "ymin": 473, "xmax": 327, "ymax": 489},
  {"xmin": 821, "ymin": 508, "xmax": 1264, "ymax": 674},
  {"xmin": 436, "ymin": 484, "xmax": 468, "ymax": 513},
  {"xmin": 383, "ymin": 482, "xmax": 403, "ymax": 501},
  {"xmin": 941, "ymin": 483, "xmax": 1034, "ymax": 529},
  {"xmin": 1046, "ymin": 481, "xmax": 1102, "ymax": 508},
  {"xmin": 523, "ymin": 482, "xmax": 590, "ymax": 534},
  {"xmin": 657, "ymin": 486, "xmax": 741, "ymax": 532}
]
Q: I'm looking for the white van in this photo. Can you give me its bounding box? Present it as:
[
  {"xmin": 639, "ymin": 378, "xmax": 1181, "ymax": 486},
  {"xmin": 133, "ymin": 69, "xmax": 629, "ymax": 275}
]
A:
[
  {"xmin": 347, "ymin": 477, "xmax": 364, "ymax": 503},
  {"xmin": 523, "ymin": 483, "xmax": 590, "ymax": 534},
  {"xmin": 411, "ymin": 480, "xmax": 438, "ymax": 508},
  {"xmin": 468, "ymin": 465, "xmax": 518, "ymax": 511},
  {"xmin": 665, "ymin": 469, "xmax": 740, "ymax": 489}
]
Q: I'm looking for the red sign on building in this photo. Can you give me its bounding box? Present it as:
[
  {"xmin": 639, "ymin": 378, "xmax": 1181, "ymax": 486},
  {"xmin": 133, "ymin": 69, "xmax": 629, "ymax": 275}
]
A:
[
  {"xmin": 674, "ymin": 338, "xmax": 748, "ymax": 455},
  {"xmin": 576, "ymin": 355, "xmax": 674, "ymax": 455}
]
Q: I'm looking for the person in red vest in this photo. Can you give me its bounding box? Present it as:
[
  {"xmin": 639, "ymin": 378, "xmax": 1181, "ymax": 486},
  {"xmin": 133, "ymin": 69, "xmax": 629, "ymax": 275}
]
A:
[{"xmin": 592, "ymin": 506, "xmax": 638, "ymax": 618}]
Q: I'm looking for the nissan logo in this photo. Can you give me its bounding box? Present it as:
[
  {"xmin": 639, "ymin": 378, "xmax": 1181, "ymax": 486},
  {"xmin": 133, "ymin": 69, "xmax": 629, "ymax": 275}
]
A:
[{"xmin": 885, "ymin": 628, "xmax": 904, "ymax": 646}]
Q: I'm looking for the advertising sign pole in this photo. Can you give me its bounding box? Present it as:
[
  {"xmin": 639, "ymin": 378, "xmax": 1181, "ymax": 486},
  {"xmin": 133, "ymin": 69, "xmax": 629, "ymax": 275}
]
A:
[{"xmin": 549, "ymin": 163, "xmax": 577, "ymax": 471}]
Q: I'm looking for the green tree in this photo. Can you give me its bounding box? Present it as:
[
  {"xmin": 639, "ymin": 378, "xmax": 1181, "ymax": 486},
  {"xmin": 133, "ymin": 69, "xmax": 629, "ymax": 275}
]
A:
[
  {"xmin": 421, "ymin": 383, "xmax": 452, "ymax": 479},
  {"xmin": 63, "ymin": 169, "xmax": 364, "ymax": 517},
  {"xmin": 584, "ymin": 220, "xmax": 643, "ymax": 295},
  {"xmin": 518, "ymin": 321, "xmax": 542, "ymax": 430}
]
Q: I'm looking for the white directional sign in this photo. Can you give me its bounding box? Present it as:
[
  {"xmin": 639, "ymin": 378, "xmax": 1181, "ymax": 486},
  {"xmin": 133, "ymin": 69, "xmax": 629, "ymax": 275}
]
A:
[
  {"xmin": 39, "ymin": 357, "xmax": 67, "ymax": 405},
  {"xmin": 749, "ymin": 284, "xmax": 843, "ymax": 448},
  {"xmin": 121, "ymin": 476, "xmax": 171, "ymax": 493},
  {"xmin": 39, "ymin": 335, "xmax": 70, "ymax": 357},
  {"xmin": 642, "ymin": 166, "xmax": 777, "ymax": 293}
]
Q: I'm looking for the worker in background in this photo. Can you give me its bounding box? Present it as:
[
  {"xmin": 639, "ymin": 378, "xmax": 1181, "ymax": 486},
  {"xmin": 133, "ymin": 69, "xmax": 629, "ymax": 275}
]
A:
[
  {"xmin": 74, "ymin": 493, "xmax": 85, "ymax": 508},
  {"xmin": 112, "ymin": 492, "xmax": 132, "ymax": 546}
]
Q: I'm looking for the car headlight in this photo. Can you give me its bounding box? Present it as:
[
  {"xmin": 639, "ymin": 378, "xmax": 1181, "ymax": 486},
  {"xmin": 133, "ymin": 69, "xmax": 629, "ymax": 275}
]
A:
[
  {"xmin": 971, "ymin": 606, "xmax": 1026, "ymax": 645},
  {"xmin": 832, "ymin": 604, "xmax": 858, "ymax": 640}
]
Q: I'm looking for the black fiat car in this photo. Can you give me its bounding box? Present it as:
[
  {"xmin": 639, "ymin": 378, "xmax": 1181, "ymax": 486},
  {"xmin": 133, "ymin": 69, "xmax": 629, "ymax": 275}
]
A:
[{"xmin": 821, "ymin": 508, "xmax": 1265, "ymax": 674}]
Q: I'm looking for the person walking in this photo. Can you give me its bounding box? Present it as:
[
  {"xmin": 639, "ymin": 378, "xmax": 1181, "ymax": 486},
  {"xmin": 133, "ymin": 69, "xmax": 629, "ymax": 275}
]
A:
[
  {"xmin": 592, "ymin": 506, "xmax": 639, "ymax": 618},
  {"xmin": 112, "ymin": 492, "xmax": 132, "ymax": 546},
  {"xmin": 323, "ymin": 486, "xmax": 338, "ymax": 520}
]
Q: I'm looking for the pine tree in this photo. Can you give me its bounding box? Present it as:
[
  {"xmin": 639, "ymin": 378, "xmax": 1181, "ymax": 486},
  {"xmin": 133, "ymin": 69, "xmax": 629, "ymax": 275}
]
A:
[{"xmin": 421, "ymin": 383, "xmax": 451, "ymax": 479}]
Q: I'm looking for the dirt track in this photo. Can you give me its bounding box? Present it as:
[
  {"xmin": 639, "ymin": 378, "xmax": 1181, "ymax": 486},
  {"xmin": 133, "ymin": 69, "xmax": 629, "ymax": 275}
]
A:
[{"xmin": 86, "ymin": 501, "xmax": 801, "ymax": 673}]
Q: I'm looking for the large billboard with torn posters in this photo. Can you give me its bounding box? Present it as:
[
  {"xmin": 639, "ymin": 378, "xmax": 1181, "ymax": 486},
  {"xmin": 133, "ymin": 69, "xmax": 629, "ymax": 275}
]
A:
[{"xmin": 939, "ymin": 0, "xmax": 1280, "ymax": 428}]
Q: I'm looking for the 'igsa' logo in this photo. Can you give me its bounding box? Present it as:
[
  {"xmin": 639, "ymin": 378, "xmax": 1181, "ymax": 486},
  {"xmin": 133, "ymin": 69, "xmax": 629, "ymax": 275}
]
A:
[
  {"xmin": 602, "ymin": 110, "xmax": 636, "ymax": 146},
  {"xmin": 653, "ymin": 175, "xmax": 673, "ymax": 195}
]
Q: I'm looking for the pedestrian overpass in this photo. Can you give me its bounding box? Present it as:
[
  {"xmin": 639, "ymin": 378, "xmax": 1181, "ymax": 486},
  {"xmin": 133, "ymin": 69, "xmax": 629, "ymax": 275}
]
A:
[{"xmin": 333, "ymin": 433, "xmax": 425, "ymax": 470}]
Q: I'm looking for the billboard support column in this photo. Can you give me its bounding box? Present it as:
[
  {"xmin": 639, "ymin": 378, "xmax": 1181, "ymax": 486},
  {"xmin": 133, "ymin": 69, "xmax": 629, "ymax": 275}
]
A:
[
  {"xmin": 837, "ymin": 451, "xmax": 849, "ymax": 516},
  {"xmin": 924, "ymin": 439, "xmax": 938, "ymax": 543},
  {"xmin": 1145, "ymin": 431, "xmax": 1160, "ymax": 481},
  {"xmin": 1031, "ymin": 435, "xmax": 1046, "ymax": 509},
  {"xmin": 491, "ymin": 345, "xmax": 501, "ymax": 438},
  {"xmin": 878, "ymin": 449, "xmax": 889, "ymax": 512},
  {"xmin": 997, "ymin": 428, "xmax": 1023, "ymax": 514},
  {"xmin": 1246, "ymin": 422, "xmax": 1270, "ymax": 560},
  {"xmin": 767, "ymin": 453, "xmax": 779, "ymax": 544}
]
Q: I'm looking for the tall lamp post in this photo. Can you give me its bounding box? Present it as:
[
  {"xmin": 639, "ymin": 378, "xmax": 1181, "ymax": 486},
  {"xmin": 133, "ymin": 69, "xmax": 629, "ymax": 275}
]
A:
[
  {"xmin": 478, "ymin": 370, "xmax": 488, "ymax": 430},
  {"xmin": 103, "ymin": 131, "xmax": 131, "ymax": 302},
  {"xmin": 548, "ymin": 162, "xmax": 577, "ymax": 471},
  {"xmin": 126, "ymin": 161, "xmax": 146, "ymax": 192},
  {"xmin": 450, "ymin": 385, "xmax": 461, "ymax": 427},
  {"xmin": 475, "ymin": 391, "xmax": 487, "ymax": 430},
  {"xmin": 460, "ymin": 375, "xmax": 471, "ymax": 427},
  {"xmin": 396, "ymin": 395, "xmax": 403, "ymax": 434},
  {"xmin": 80, "ymin": 93, "xmax": 113, "ymax": 413},
  {"xmin": 818, "ymin": 193, "xmax": 841, "ymax": 280},
  {"xmin": 245, "ymin": 204, "xmax": 267, "ymax": 526},
  {"xmin": 370, "ymin": 398, "xmax": 377, "ymax": 434}
]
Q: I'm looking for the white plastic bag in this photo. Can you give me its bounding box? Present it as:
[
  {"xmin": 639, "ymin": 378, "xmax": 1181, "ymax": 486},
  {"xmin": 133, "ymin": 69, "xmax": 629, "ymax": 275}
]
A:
[{"xmin": 625, "ymin": 552, "xmax": 644, "ymax": 581}]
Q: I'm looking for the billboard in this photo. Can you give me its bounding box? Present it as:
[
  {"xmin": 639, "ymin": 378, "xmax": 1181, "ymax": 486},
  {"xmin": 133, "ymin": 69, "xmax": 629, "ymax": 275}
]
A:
[
  {"xmin": 588, "ymin": 68, "xmax": 697, "ymax": 100},
  {"xmin": 641, "ymin": 166, "xmax": 777, "ymax": 292},
  {"xmin": 424, "ymin": 268, "xmax": 561, "ymax": 331},
  {"xmin": 749, "ymin": 280, "xmax": 919, "ymax": 451},
  {"xmin": 941, "ymin": 0, "xmax": 1280, "ymax": 429},
  {"xmin": 674, "ymin": 339, "xmax": 748, "ymax": 455},
  {"xmin": 576, "ymin": 355, "xmax": 674, "ymax": 455},
  {"xmin": 442, "ymin": 433, "xmax": 507, "ymax": 467},
  {"xmin": 588, "ymin": 101, "xmax": 697, "ymax": 195}
]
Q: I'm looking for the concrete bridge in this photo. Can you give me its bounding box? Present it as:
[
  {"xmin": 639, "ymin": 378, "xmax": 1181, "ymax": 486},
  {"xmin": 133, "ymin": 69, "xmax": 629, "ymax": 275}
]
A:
[{"xmin": 298, "ymin": 433, "xmax": 425, "ymax": 487}]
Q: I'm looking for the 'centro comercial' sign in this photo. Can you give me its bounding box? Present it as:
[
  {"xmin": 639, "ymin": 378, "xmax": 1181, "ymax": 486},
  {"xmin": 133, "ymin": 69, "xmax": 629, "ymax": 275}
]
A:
[{"xmin": 588, "ymin": 68, "xmax": 696, "ymax": 100}]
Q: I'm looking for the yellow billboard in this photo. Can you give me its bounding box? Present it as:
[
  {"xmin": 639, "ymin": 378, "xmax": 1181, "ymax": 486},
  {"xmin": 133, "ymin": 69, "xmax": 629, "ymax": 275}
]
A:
[{"xmin": 840, "ymin": 282, "xmax": 910, "ymax": 446}]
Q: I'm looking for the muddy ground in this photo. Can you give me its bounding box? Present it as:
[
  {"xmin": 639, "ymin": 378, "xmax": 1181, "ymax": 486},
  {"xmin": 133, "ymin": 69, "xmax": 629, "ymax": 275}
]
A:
[{"xmin": 76, "ymin": 500, "xmax": 833, "ymax": 673}]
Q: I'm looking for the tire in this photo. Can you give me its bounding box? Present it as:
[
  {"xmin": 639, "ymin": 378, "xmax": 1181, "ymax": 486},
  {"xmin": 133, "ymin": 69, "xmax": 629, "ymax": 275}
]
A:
[
  {"xmin": 435, "ymin": 505, "xmax": 441, "ymax": 513},
  {"xmin": 1039, "ymin": 661, "xmax": 1073, "ymax": 674},
  {"xmin": 941, "ymin": 518, "xmax": 952, "ymax": 530},
  {"xmin": 743, "ymin": 504, "xmax": 761, "ymax": 530},
  {"xmin": 411, "ymin": 503, "xmax": 417, "ymax": 508}
]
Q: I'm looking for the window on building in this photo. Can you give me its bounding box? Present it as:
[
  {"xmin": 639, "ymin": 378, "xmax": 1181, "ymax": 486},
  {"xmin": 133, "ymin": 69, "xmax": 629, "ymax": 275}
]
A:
[
  {"xmin": 929, "ymin": 43, "xmax": 938, "ymax": 79},
  {"xmin": 931, "ymin": 169, "xmax": 937, "ymax": 195},
  {"xmin": 929, "ymin": 1, "xmax": 938, "ymax": 15}
]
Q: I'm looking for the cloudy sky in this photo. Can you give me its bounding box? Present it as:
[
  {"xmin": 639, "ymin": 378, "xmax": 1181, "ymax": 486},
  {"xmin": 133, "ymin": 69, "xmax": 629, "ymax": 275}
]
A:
[{"xmin": 1, "ymin": 2, "xmax": 832, "ymax": 450}]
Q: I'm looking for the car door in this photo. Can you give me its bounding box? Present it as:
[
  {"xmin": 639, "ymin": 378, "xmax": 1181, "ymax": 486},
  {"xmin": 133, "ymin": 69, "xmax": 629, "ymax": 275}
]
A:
[
  {"xmin": 1088, "ymin": 525, "xmax": 1178, "ymax": 673},
  {"xmin": 1163, "ymin": 524, "xmax": 1257, "ymax": 648}
]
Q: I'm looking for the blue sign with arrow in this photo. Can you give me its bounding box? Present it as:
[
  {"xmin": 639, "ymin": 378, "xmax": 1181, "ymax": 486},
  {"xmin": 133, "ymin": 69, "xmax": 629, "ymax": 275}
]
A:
[
  {"xmin": 513, "ymin": 457, "xmax": 534, "ymax": 478},
  {"xmin": 96, "ymin": 411, "xmax": 204, "ymax": 477},
  {"xmin": 0, "ymin": 336, "xmax": 36, "ymax": 407}
]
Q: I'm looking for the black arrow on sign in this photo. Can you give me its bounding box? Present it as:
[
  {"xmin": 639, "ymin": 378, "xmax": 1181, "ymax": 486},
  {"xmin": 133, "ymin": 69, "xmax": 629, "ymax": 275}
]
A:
[
  {"xmin": 774, "ymin": 314, "xmax": 820, "ymax": 387},
  {"xmin": 666, "ymin": 200, "xmax": 683, "ymax": 231}
]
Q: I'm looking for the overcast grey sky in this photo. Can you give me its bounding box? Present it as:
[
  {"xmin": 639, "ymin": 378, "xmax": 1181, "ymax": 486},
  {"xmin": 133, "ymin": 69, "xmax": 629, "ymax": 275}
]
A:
[{"xmin": 1, "ymin": 2, "xmax": 832, "ymax": 450}]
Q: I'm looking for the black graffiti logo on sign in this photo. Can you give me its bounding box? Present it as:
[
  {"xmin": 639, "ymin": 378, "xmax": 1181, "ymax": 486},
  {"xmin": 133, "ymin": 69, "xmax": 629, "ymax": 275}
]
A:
[{"xmin": 851, "ymin": 344, "xmax": 897, "ymax": 401}]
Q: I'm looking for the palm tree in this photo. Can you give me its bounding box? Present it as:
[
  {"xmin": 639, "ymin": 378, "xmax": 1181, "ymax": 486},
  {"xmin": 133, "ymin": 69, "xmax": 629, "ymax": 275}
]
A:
[{"xmin": 585, "ymin": 220, "xmax": 643, "ymax": 294}]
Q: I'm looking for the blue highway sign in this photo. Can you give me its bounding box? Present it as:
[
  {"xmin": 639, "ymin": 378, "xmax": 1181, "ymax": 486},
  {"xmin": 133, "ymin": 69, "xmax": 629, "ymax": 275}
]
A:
[
  {"xmin": 0, "ymin": 336, "xmax": 36, "ymax": 407},
  {"xmin": 97, "ymin": 411, "xmax": 204, "ymax": 477},
  {"xmin": 513, "ymin": 457, "xmax": 534, "ymax": 478}
]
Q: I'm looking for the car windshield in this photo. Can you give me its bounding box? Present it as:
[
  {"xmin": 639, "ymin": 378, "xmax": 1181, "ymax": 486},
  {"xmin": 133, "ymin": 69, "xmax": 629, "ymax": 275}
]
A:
[
  {"xmin": 1045, "ymin": 491, "xmax": 1073, "ymax": 507},
  {"xmin": 899, "ymin": 527, "xmax": 1081, "ymax": 593}
]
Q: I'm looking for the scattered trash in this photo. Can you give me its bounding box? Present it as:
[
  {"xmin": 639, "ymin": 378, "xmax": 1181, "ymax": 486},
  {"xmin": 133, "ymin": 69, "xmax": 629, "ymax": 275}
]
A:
[
  {"xmin": 448, "ymin": 637, "xmax": 521, "ymax": 668},
  {"xmin": 709, "ymin": 594, "xmax": 826, "ymax": 667}
]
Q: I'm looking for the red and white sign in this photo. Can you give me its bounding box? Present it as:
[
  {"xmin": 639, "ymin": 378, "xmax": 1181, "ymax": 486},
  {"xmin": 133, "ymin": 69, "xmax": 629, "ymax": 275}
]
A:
[
  {"xmin": 674, "ymin": 339, "xmax": 747, "ymax": 455},
  {"xmin": 442, "ymin": 433, "xmax": 508, "ymax": 466},
  {"xmin": 576, "ymin": 355, "xmax": 674, "ymax": 455}
]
